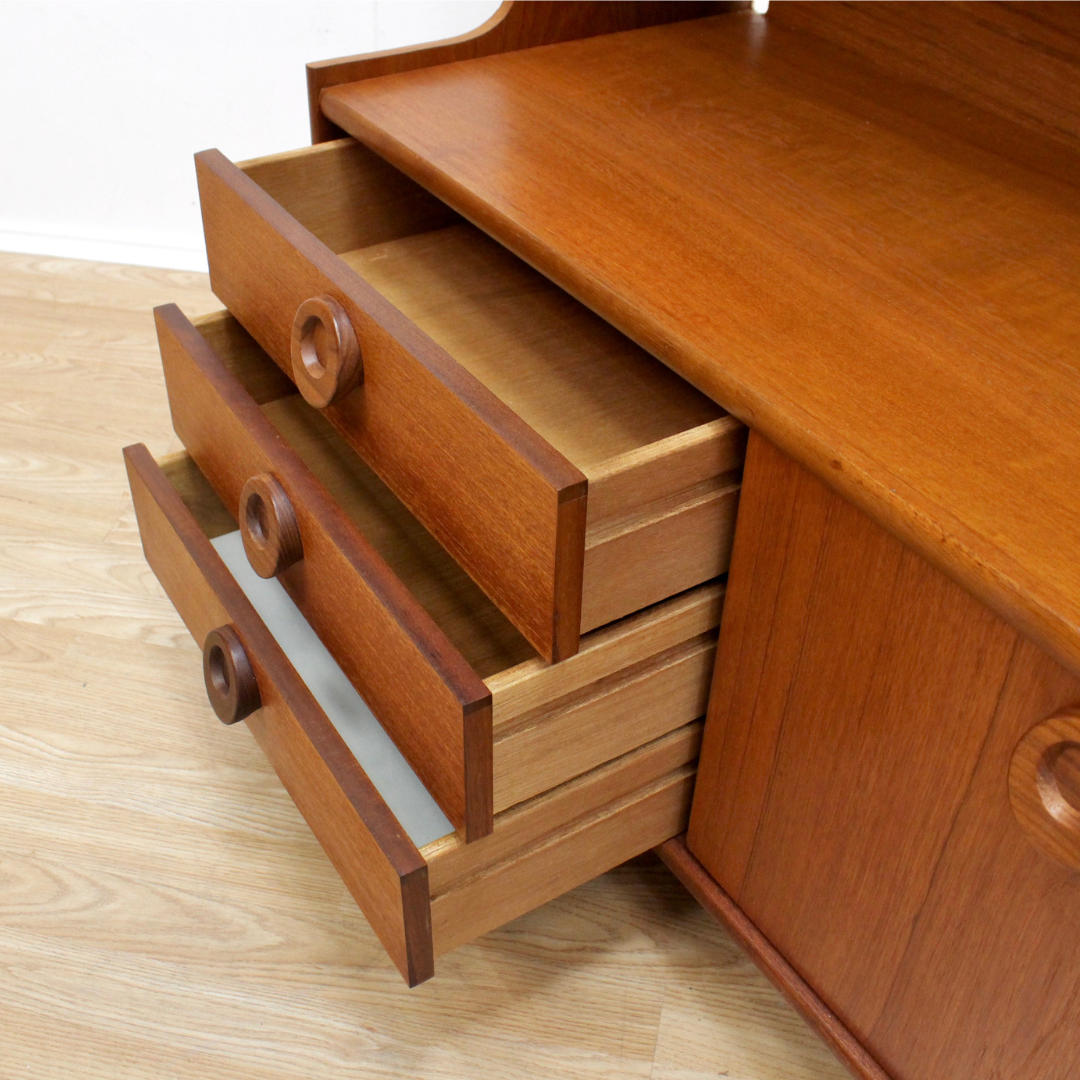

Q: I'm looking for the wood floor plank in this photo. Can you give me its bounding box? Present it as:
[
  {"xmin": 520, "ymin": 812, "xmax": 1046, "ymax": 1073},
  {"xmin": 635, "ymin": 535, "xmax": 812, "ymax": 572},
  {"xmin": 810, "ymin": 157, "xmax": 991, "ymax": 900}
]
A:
[{"xmin": 0, "ymin": 249, "xmax": 847, "ymax": 1079}]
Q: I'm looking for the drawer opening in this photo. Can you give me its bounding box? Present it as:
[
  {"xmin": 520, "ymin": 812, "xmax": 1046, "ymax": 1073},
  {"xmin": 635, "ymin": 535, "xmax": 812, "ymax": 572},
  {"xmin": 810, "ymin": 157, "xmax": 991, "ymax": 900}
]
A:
[
  {"xmin": 236, "ymin": 139, "xmax": 745, "ymax": 638},
  {"xmin": 177, "ymin": 309, "xmax": 726, "ymax": 816}
]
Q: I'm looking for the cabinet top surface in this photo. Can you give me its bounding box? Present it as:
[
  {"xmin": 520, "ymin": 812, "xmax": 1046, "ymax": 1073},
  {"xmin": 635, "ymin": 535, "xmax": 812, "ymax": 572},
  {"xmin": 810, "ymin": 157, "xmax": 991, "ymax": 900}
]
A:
[{"xmin": 321, "ymin": 4, "xmax": 1080, "ymax": 674}]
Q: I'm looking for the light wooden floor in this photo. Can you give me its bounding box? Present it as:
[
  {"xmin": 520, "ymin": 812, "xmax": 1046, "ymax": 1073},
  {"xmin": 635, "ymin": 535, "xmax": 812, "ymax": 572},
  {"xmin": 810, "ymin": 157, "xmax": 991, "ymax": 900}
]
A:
[{"xmin": 0, "ymin": 250, "xmax": 849, "ymax": 1080}]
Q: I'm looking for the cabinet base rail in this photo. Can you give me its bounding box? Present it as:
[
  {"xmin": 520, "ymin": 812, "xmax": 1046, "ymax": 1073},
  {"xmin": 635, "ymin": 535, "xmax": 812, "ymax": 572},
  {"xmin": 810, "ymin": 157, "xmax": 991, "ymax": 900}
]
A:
[{"xmin": 655, "ymin": 837, "xmax": 892, "ymax": 1080}]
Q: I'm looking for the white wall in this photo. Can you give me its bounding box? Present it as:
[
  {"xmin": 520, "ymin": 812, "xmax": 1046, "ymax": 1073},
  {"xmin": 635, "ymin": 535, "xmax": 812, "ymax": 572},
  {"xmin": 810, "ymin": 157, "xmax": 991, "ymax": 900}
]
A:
[{"xmin": 0, "ymin": 1, "xmax": 501, "ymax": 270}]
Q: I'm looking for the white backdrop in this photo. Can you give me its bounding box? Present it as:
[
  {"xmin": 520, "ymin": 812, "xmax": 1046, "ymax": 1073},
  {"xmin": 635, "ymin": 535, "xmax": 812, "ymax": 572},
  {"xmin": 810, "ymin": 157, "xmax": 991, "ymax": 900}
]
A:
[{"xmin": 0, "ymin": 1, "xmax": 501, "ymax": 269}]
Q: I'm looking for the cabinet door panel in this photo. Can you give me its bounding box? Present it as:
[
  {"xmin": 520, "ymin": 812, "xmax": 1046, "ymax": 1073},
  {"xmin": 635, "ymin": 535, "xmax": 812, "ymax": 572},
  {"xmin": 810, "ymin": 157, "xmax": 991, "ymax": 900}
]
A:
[
  {"xmin": 869, "ymin": 636, "xmax": 1080, "ymax": 1080},
  {"xmin": 688, "ymin": 432, "xmax": 1020, "ymax": 1037}
]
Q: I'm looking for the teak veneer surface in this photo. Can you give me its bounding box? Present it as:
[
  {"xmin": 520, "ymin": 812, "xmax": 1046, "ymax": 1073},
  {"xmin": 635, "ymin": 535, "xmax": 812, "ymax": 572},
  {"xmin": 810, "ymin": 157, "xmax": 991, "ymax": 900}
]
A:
[
  {"xmin": 124, "ymin": 444, "xmax": 434, "ymax": 985},
  {"xmin": 689, "ymin": 433, "xmax": 1080, "ymax": 1080},
  {"xmin": 306, "ymin": 1, "xmax": 743, "ymax": 143},
  {"xmin": 157, "ymin": 305, "xmax": 501, "ymax": 840},
  {"xmin": 197, "ymin": 146, "xmax": 588, "ymax": 664},
  {"xmin": 260, "ymin": 392, "xmax": 534, "ymax": 682},
  {"xmin": 126, "ymin": 443, "xmax": 711, "ymax": 985},
  {"xmin": 258, "ymin": 393, "xmax": 721, "ymax": 813},
  {"xmin": 322, "ymin": 2, "xmax": 1080, "ymax": 678},
  {"xmin": 213, "ymin": 138, "xmax": 742, "ymax": 654}
]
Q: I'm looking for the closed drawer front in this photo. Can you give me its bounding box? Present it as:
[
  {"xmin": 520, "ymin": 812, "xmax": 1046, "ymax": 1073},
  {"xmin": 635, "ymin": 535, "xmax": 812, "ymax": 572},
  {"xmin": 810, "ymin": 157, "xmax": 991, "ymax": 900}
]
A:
[
  {"xmin": 197, "ymin": 138, "xmax": 744, "ymax": 662},
  {"xmin": 124, "ymin": 443, "xmax": 697, "ymax": 986},
  {"xmin": 155, "ymin": 305, "xmax": 722, "ymax": 841}
]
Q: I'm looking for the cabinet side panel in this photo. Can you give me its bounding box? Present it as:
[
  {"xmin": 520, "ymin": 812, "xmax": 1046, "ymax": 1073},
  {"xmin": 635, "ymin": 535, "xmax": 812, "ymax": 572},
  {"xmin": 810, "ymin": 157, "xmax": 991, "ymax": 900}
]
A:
[
  {"xmin": 689, "ymin": 432, "xmax": 835, "ymax": 891},
  {"xmin": 690, "ymin": 432, "xmax": 1019, "ymax": 1038}
]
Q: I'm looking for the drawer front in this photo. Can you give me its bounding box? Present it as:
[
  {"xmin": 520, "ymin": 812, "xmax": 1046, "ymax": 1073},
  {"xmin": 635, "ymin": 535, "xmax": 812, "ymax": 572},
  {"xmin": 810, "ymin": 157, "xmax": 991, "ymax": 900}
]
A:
[
  {"xmin": 155, "ymin": 303, "xmax": 494, "ymax": 841},
  {"xmin": 125, "ymin": 443, "xmax": 697, "ymax": 985},
  {"xmin": 123, "ymin": 442, "xmax": 434, "ymax": 985},
  {"xmin": 196, "ymin": 146, "xmax": 587, "ymax": 663}
]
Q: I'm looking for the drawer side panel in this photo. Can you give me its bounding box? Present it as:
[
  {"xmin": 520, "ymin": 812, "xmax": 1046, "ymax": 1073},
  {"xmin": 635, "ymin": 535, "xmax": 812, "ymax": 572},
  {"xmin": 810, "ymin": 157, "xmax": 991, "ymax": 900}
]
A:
[{"xmin": 431, "ymin": 765, "xmax": 696, "ymax": 956}]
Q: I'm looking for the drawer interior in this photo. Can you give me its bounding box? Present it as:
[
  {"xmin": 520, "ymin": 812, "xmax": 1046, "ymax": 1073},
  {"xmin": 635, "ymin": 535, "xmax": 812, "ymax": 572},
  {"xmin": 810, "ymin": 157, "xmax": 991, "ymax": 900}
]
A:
[
  {"xmin": 188, "ymin": 312, "xmax": 722, "ymax": 812},
  {"xmin": 340, "ymin": 224, "xmax": 719, "ymax": 476},
  {"xmin": 240, "ymin": 140, "xmax": 745, "ymax": 535}
]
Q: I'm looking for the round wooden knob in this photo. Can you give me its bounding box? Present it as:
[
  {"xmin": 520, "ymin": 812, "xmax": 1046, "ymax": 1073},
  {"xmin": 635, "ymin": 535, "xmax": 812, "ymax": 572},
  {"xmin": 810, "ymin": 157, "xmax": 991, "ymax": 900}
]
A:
[
  {"xmin": 290, "ymin": 294, "xmax": 362, "ymax": 408},
  {"xmin": 1009, "ymin": 707, "xmax": 1080, "ymax": 871},
  {"xmin": 239, "ymin": 473, "xmax": 303, "ymax": 579},
  {"xmin": 202, "ymin": 625, "xmax": 261, "ymax": 725}
]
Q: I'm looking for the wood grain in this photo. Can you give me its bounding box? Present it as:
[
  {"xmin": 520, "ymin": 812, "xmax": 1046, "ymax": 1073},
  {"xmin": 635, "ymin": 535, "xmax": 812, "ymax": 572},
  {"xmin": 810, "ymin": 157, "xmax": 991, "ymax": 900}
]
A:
[
  {"xmin": 262, "ymin": 389, "xmax": 722, "ymax": 810},
  {"xmin": 157, "ymin": 303, "xmax": 495, "ymax": 840},
  {"xmin": 867, "ymin": 637, "xmax": 1080, "ymax": 1080},
  {"xmin": 433, "ymin": 766, "xmax": 696, "ymax": 956},
  {"xmin": 0, "ymin": 249, "xmax": 848, "ymax": 1079},
  {"xmin": 689, "ymin": 432, "xmax": 1080, "ymax": 1078},
  {"xmin": 259, "ymin": 393, "xmax": 726, "ymax": 696},
  {"xmin": 159, "ymin": 450, "xmax": 237, "ymax": 539},
  {"xmin": 288, "ymin": 293, "xmax": 363, "ymax": 408},
  {"xmin": 486, "ymin": 579, "xmax": 725, "ymax": 722},
  {"xmin": 198, "ymin": 146, "xmax": 587, "ymax": 662},
  {"xmin": 771, "ymin": 0, "xmax": 1080, "ymax": 179},
  {"xmin": 586, "ymin": 417, "xmax": 746, "ymax": 528},
  {"xmin": 124, "ymin": 443, "xmax": 434, "ymax": 985},
  {"xmin": 340, "ymin": 224, "xmax": 725, "ymax": 477},
  {"xmin": 1007, "ymin": 708, "xmax": 1080, "ymax": 872},
  {"xmin": 253, "ymin": 385, "xmax": 534, "ymax": 683},
  {"xmin": 321, "ymin": 4, "xmax": 1080, "ymax": 679},
  {"xmin": 306, "ymin": 1, "xmax": 746, "ymax": 143},
  {"xmin": 341, "ymin": 222, "xmax": 741, "ymax": 631},
  {"xmin": 240, "ymin": 137, "xmax": 460, "ymax": 253},
  {"xmin": 161, "ymin": 306, "xmax": 726, "ymax": 830},
  {"xmin": 581, "ymin": 475, "xmax": 738, "ymax": 632},
  {"xmin": 238, "ymin": 472, "xmax": 304, "ymax": 578},
  {"xmin": 129, "ymin": 441, "xmax": 712, "ymax": 982},
  {"xmin": 228, "ymin": 142, "xmax": 744, "ymax": 649},
  {"xmin": 689, "ymin": 434, "xmax": 1021, "ymax": 1035},
  {"xmin": 657, "ymin": 838, "xmax": 892, "ymax": 1080},
  {"xmin": 425, "ymin": 723, "xmax": 703, "ymax": 895},
  {"xmin": 493, "ymin": 634, "xmax": 715, "ymax": 811},
  {"xmin": 203, "ymin": 316, "xmax": 728, "ymax": 797}
]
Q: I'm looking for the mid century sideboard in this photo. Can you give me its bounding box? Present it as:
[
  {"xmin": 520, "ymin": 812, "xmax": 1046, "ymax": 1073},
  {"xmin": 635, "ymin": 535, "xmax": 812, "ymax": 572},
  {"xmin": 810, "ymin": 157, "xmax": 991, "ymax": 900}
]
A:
[{"xmin": 126, "ymin": 4, "xmax": 1080, "ymax": 1079}]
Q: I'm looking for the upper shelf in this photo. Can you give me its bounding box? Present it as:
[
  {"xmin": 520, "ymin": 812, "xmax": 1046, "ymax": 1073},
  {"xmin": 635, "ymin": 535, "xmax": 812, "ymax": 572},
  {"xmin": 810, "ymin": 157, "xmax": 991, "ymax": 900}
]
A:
[{"xmin": 318, "ymin": 3, "xmax": 1080, "ymax": 677}]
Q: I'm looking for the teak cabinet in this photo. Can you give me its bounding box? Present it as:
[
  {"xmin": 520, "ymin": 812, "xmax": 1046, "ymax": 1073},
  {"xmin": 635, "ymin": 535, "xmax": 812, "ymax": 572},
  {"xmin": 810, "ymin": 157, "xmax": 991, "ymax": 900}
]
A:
[{"xmin": 126, "ymin": 3, "xmax": 1080, "ymax": 1079}]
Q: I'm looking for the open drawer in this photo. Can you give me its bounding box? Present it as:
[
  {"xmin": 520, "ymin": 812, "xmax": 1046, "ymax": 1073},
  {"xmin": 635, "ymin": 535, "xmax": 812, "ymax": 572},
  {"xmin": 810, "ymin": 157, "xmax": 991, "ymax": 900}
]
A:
[
  {"xmin": 123, "ymin": 442, "xmax": 698, "ymax": 986},
  {"xmin": 155, "ymin": 305, "xmax": 722, "ymax": 840},
  {"xmin": 196, "ymin": 138, "xmax": 744, "ymax": 662}
]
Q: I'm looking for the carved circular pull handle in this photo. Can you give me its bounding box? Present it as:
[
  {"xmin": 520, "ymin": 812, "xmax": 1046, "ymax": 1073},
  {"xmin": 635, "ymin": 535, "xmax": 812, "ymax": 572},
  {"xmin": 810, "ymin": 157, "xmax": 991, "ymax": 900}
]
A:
[
  {"xmin": 202, "ymin": 625, "xmax": 261, "ymax": 725},
  {"xmin": 290, "ymin": 295, "xmax": 363, "ymax": 408},
  {"xmin": 239, "ymin": 473, "xmax": 303, "ymax": 579},
  {"xmin": 1009, "ymin": 707, "xmax": 1080, "ymax": 871}
]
